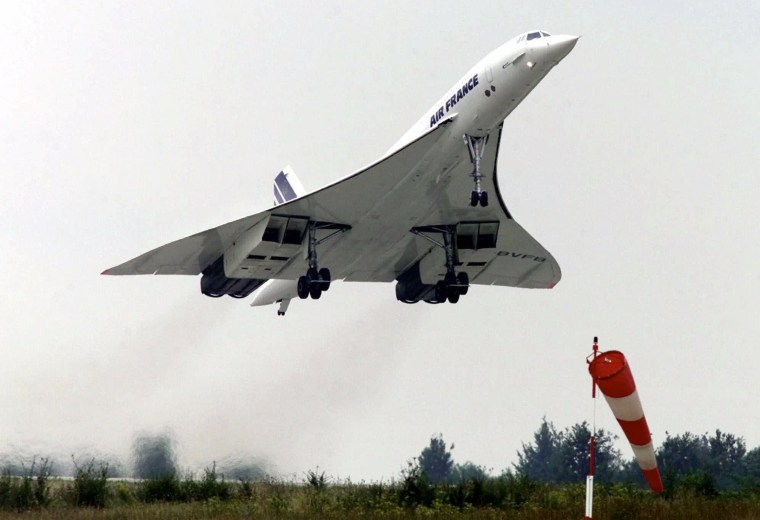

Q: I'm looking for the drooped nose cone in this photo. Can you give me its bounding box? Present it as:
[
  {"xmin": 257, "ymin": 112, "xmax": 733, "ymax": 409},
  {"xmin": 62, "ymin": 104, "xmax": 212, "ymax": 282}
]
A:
[{"xmin": 547, "ymin": 34, "xmax": 580, "ymax": 63}]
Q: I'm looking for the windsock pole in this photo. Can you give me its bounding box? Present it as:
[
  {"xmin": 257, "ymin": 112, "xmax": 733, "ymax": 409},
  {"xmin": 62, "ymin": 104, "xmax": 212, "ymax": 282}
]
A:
[{"xmin": 584, "ymin": 337, "xmax": 599, "ymax": 520}]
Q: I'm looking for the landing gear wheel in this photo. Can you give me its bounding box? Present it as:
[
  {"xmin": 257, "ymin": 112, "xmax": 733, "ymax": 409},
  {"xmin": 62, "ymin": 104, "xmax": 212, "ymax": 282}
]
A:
[
  {"xmin": 309, "ymin": 284, "xmax": 322, "ymax": 299},
  {"xmin": 471, "ymin": 191, "xmax": 488, "ymax": 207},
  {"xmin": 456, "ymin": 272, "xmax": 470, "ymax": 295},
  {"xmin": 297, "ymin": 276, "xmax": 309, "ymax": 299},
  {"xmin": 318, "ymin": 267, "xmax": 331, "ymax": 292},
  {"xmin": 435, "ymin": 281, "xmax": 447, "ymax": 303},
  {"xmin": 447, "ymin": 289, "xmax": 460, "ymax": 304}
]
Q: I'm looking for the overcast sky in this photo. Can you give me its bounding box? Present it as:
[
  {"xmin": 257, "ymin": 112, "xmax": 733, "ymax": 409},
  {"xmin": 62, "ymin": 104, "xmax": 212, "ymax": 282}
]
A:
[{"xmin": 2, "ymin": 1, "xmax": 759, "ymax": 480}]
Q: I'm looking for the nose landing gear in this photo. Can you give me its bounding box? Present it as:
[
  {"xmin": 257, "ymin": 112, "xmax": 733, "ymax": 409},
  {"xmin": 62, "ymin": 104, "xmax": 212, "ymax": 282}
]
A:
[{"xmin": 464, "ymin": 134, "xmax": 490, "ymax": 207}]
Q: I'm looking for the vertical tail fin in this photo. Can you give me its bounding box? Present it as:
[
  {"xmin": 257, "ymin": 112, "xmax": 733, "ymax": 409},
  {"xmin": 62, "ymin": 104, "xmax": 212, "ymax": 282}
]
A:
[{"xmin": 273, "ymin": 165, "xmax": 305, "ymax": 206}]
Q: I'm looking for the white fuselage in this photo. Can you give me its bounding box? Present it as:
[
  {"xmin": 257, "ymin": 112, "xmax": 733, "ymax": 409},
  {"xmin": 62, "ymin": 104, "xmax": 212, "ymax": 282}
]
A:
[
  {"xmin": 386, "ymin": 32, "xmax": 579, "ymax": 157},
  {"xmin": 251, "ymin": 31, "xmax": 578, "ymax": 312}
]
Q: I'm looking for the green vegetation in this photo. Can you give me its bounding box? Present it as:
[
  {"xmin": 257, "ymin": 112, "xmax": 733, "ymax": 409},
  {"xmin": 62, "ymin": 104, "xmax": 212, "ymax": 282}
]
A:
[
  {"xmin": 513, "ymin": 417, "xmax": 760, "ymax": 493},
  {"xmin": 0, "ymin": 475, "xmax": 759, "ymax": 519},
  {"xmin": 2, "ymin": 420, "xmax": 760, "ymax": 518},
  {"xmin": 0, "ymin": 458, "xmax": 51, "ymax": 511},
  {"xmin": 70, "ymin": 459, "xmax": 109, "ymax": 508}
]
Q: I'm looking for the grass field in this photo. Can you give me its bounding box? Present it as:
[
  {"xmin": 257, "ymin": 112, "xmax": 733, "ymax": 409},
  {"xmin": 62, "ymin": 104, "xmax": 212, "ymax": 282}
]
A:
[
  {"xmin": 2, "ymin": 498, "xmax": 760, "ymax": 520},
  {"xmin": 3, "ymin": 475, "xmax": 760, "ymax": 519}
]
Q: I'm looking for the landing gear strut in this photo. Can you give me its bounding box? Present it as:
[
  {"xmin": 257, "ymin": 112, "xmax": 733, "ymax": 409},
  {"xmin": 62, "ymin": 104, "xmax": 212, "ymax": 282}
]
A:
[
  {"xmin": 296, "ymin": 221, "xmax": 350, "ymax": 300},
  {"xmin": 464, "ymin": 134, "xmax": 489, "ymax": 207},
  {"xmin": 412, "ymin": 225, "xmax": 470, "ymax": 304}
]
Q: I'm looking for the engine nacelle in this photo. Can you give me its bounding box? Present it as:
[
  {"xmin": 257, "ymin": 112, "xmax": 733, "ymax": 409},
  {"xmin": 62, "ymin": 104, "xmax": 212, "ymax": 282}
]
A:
[
  {"xmin": 201, "ymin": 257, "xmax": 265, "ymax": 298},
  {"xmin": 395, "ymin": 262, "xmax": 442, "ymax": 304}
]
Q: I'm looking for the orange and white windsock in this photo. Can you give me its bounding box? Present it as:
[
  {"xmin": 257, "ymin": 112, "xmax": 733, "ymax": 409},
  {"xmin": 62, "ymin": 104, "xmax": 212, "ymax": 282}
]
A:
[{"xmin": 588, "ymin": 350, "xmax": 663, "ymax": 494}]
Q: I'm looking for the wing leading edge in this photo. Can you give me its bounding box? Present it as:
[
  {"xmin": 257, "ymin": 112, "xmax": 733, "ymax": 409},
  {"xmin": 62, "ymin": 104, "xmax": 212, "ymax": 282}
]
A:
[{"xmin": 102, "ymin": 118, "xmax": 457, "ymax": 278}]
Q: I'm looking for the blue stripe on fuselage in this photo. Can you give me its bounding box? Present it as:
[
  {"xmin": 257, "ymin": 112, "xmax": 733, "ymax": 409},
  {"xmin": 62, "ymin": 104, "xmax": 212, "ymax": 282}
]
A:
[{"xmin": 274, "ymin": 171, "xmax": 298, "ymax": 202}]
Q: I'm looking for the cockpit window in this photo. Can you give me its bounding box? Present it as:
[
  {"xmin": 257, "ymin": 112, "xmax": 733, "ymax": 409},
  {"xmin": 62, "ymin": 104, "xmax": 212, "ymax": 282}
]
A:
[{"xmin": 519, "ymin": 31, "xmax": 550, "ymax": 43}]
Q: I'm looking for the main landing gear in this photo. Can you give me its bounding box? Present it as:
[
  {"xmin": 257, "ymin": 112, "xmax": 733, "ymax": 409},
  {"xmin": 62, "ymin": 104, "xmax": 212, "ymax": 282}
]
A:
[
  {"xmin": 412, "ymin": 225, "xmax": 470, "ymax": 304},
  {"xmin": 464, "ymin": 134, "xmax": 489, "ymax": 207},
  {"xmin": 296, "ymin": 267, "xmax": 331, "ymax": 300},
  {"xmin": 296, "ymin": 221, "xmax": 350, "ymax": 300}
]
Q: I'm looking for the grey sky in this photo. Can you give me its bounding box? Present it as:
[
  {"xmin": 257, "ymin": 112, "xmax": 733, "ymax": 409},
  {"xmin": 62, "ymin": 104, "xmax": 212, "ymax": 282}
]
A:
[{"xmin": 1, "ymin": 1, "xmax": 759, "ymax": 479}]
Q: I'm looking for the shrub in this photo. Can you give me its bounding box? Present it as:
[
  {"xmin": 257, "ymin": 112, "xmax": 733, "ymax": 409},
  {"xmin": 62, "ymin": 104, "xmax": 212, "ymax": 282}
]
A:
[
  {"xmin": 13, "ymin": 468, "xmax": 33, "ymax": 510},
  {"xmin": 138, "ymin": 473, "xmax": 183, "ymax": 503},
  {"xmin": 72, "ymin": 459, "xmax": 109, "ymax": 508},
  {"xmin": 304, "ymin": 468, "xmax": 330, "ymax": 513},
  {"xmin": 397, "ymin": 459, "xmax": 434, "ymax": 508},
  {"xmin": 33, "ymin": 458, "xmax": 52, "ymax": 507},
  {"xmin": 264, "ymin": 478, "xmax": 293, "ymax": 514},
  {"xmin": 501, "ymin": 472, "xmax": 540, "ymax": 509},
  {"xmin": 681, "ymin": 469, "xmax": 718, "ymax": 498},
  {"xmin": 305, "ymin": 468, "xmax": 328, "ymax": 492},
  {"xmin": 195, "ymin": 463, "xmax": 231, "ymax": 501},
  {"xmin": 112, "ymin": 481, "xmax": 136, "ymax": 504},
  {"xmin": 0, "ymin": 458, "xmax": 52, "ymax": 510},
  {"xmin": 238, "ymin": 479, "xmax": 253, "ymax": 500}
]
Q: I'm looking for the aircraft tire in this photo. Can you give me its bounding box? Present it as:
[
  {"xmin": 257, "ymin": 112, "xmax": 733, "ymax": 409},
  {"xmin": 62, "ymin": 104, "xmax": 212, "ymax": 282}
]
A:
[
  {"xmin": 470, "ymin": 191, "xmax": 479, "ymax": 207},
  {"xmin": 447, "ymin": 290, "xmax": 460, "ymax": 304},
  {"xmin": 309, "ymin": 284, "xmax": 322, "ymax": 299},
  {"xmin": 297, "ymin": 276, "xmax": 309, "ymax": 299},
  {"xmin": 480, "ymin": 191, "xmax": 489, "ymax": 207},
  {"xmin": 435, "ymin": 281, "xmax": 447, "ymax": 303},
  {"xmin": 319, "ymin": 267, "xmax": 331, "ymax": 291},
  {"xmin": 457, "ymin": 272, "xmax": 469, "ymax": 295}
]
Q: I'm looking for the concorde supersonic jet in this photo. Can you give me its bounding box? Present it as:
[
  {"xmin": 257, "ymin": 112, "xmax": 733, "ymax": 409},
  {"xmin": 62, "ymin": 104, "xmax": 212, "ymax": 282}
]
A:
[{"xmin": 103, "ymin": 30, "xmax": 579, "ymax": 315}]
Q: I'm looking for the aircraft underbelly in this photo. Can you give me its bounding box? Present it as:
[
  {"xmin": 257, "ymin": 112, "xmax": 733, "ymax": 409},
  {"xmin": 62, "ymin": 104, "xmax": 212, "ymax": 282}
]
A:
[
  {"xmin": 198, "ymin": 117, "xmax": 556, "ymax": 292},
  {"xmin": 327, "ymin": 136, "xmax": 503, "ymax": 283}
]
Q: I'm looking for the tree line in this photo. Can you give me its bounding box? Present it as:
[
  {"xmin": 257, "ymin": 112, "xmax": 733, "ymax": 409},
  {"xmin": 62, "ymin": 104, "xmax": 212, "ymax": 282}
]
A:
[
  {"xmin": 2, "ymin": 420, "xmax": 760, "ymax": 513},
  {"xmin": 414, "ymin": 417, "xmax": 760, "ymax": 496}
]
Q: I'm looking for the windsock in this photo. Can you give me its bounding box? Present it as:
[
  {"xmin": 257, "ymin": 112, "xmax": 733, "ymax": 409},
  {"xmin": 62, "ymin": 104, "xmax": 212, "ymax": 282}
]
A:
[{"xmin": 588, "ymin": 351, "xmax": 663, "ymax": 494}]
